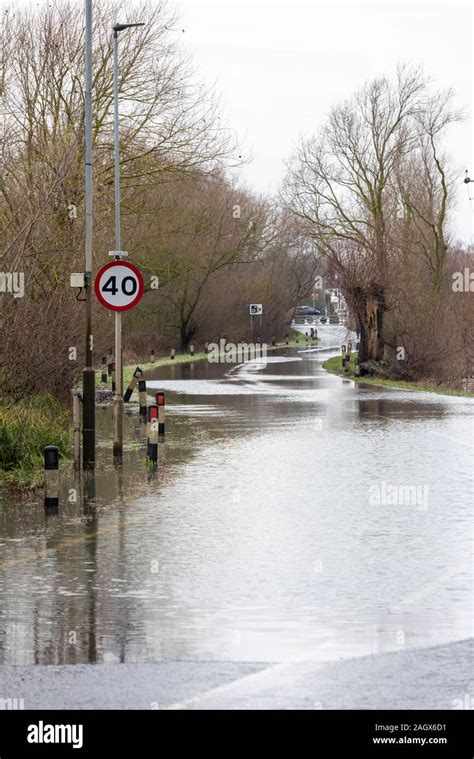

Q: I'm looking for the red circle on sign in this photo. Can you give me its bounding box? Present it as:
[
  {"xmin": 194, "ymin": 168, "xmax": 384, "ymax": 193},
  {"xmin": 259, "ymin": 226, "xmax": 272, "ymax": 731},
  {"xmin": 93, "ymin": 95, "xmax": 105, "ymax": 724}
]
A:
[{"xmin": 95, "ymin": 260, "xmax": 145, "ymax": 312}]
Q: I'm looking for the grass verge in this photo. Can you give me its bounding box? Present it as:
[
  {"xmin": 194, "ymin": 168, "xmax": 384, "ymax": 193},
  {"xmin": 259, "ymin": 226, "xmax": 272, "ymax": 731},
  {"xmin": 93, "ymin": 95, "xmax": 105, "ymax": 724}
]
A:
[
  {"xmin": 323, "ymin": 354, "xmax": 473, "ymax": 398},
  {"xmin": 0, "ymin": 395, "xmax": 70, "ymax": 487}
]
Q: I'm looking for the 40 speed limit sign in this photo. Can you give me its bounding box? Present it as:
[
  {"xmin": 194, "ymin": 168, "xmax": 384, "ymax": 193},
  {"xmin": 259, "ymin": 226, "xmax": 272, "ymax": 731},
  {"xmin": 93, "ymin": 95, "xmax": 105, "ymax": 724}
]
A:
[{"xmin": 95, "ymin": 261, "xmax": 144, "ymax": 311}]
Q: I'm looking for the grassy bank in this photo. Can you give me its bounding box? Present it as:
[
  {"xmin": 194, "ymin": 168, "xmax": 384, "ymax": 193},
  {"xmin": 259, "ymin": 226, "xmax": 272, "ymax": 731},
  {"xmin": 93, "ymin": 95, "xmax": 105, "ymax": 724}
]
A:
[
  {"xmin": 323, "ymin": 354, "xmax": 473, "ymax": 398},
  {"xmin": 95, "ymin": 338, "xmax": 318, "ymax": 388},
  {"xmin": 0, "ymin": 395, "xmax": 70, "ymax": 486},
  {"xmin": 96, "ymin": 351, "xmax": 209, "ymax": 387}
]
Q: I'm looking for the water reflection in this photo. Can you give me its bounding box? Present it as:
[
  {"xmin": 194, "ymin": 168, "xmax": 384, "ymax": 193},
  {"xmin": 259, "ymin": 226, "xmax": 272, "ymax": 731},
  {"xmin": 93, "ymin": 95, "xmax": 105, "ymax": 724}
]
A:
[{"xmin": 0, "ymin": 326, "xmax": 472, "ymax": 664}]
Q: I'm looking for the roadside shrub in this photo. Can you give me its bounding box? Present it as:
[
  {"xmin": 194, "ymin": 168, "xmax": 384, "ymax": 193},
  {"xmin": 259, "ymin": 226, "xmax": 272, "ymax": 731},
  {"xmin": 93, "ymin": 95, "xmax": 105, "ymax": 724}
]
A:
[{"xmin": 0, "ymin": 395, "xmax": 70, "ymax": 481}]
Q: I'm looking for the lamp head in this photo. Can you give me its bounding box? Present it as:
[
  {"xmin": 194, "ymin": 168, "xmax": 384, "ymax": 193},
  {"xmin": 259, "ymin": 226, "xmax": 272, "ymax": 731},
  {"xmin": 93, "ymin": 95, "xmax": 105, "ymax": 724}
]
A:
[{"xmin": 113, "ymin": 22, "xmax": 145, "ymax": 35}]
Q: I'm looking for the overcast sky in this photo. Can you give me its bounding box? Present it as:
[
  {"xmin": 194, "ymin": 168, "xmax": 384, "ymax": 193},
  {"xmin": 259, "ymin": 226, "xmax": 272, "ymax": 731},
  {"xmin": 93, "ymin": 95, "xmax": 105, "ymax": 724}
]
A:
[{"xmin": 178, "ymin": 0, "xmax": 473, "ymax": 242}]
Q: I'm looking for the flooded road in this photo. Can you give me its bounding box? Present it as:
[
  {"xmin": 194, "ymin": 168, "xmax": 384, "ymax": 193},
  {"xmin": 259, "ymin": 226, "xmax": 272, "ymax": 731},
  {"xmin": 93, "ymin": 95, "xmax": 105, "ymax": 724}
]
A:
[{"xmin": 0, "ymin": 326, "xmax": 472, "ymax": 668}]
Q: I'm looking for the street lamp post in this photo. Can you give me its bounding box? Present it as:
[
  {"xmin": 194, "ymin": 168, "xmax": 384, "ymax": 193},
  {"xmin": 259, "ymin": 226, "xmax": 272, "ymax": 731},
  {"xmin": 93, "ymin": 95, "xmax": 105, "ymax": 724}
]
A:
[
  {"xmin": 82, "ymin": 0, "xmax": 95, "ymax": 470},
  {"xmin": 111, "ymin": 21, "xmax": 144, "ymax": 460}
]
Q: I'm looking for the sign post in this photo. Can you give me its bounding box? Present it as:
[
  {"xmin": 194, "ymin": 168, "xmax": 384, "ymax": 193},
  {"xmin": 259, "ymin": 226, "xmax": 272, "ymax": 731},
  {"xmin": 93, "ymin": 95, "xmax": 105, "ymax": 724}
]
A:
[
  {"xmin": 95, "ymin": 259, "xmax": 144, "ymax": 457},
  {"xmin": 82, "ymin": 0, "xmax": 95, "ymax": 471},
  {"xmin": 109, "ymin": 20, "xmax": 145, "ymax": 460},
  {"xmin": 249, "ymin": 304, "xmax": 263, "ymax": 342}
]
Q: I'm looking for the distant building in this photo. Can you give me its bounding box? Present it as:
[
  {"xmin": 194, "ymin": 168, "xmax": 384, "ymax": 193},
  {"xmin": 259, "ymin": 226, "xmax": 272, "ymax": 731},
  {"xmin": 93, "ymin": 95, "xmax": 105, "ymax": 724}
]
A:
[{"xmin": 326, "ymin": 288, "xmax": 348, "ymax": 317}]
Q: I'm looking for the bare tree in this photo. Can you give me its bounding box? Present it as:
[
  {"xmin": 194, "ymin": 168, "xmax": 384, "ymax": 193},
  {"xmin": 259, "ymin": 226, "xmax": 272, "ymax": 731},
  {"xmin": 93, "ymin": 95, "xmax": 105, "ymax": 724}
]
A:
[
  {"xmin": 130, "ymin": 174, "xmax": 272, "ymax": 350},
  {"xmin": 283, "ymin": 65, "xmax": 458, "ymax": 366},
  {"xmin": 0, "ymin": 0, "xmax": 240, "ymax": 396}
]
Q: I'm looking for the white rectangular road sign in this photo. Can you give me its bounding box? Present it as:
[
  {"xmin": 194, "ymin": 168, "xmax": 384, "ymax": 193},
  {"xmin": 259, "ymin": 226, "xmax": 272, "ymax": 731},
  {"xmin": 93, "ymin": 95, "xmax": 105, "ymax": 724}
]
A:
[{"xmin": 249, "ymin": 304, "xmax": 263, "ymax": 315}]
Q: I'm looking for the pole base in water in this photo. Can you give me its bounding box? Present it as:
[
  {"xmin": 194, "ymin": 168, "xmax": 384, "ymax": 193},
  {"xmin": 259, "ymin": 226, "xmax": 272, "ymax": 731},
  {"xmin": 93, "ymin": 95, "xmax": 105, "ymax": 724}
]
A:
[
  {"xmin": 147, "ymin": 442, "xmax": 158, "ymax": 463},
  {"xmin": 82, "ymin": 368, "xmax": 95, "ymax": 470},
  {"xmin": 113, "ymin": 395, "xmax": 124, "ymax": 461},
  {"xmin": 113, "ymin": 445, "xmax": 123, "ymax": 462},
  {"xmin": 44, "ymin": 497, "xmax": 59, "ymax": 510}
]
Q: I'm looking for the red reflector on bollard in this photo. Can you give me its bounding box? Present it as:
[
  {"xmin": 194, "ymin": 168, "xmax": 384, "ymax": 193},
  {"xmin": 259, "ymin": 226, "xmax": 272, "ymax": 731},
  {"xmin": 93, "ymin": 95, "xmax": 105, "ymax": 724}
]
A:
[
  {"xmin": 148, "ymin": 405, "xmax": 158, "ymax": 420},
  {"xmin": 156, "ymin": 392, "xmax": 165, "ymax": 406}
]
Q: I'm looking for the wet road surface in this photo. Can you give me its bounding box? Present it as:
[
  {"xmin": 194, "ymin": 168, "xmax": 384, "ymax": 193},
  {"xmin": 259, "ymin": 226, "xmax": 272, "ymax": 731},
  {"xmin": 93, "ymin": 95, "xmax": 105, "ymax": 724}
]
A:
[{"xmin": 0, "ymin": 325, "xmax": 472, "ymax": 706}]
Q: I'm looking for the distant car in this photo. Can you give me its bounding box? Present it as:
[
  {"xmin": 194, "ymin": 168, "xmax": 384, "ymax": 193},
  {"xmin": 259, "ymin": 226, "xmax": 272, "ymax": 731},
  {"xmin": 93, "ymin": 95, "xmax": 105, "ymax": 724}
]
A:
[{"xmin": 295, "ymin": 305, "xmax": 321, "ymax": 316}]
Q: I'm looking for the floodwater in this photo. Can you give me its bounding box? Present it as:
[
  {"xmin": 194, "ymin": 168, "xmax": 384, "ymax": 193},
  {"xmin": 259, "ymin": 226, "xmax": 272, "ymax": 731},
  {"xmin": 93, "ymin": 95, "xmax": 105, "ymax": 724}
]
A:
[{"xmin": 0, "ymin": 326, "xmax": 472, "ymax": 665}]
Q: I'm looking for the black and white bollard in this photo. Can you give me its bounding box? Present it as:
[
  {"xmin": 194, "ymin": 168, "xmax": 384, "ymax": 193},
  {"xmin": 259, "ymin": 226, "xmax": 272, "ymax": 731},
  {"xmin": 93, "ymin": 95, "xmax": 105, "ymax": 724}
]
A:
[
  {"xmin": 44, "ymin": 446, "xmax": 59, "ymax": 510},
  {"xmin": 123, "ymin": 366, "xmax": 142, "ymax": 403},
  {"xmin": 138, "ymin": 379, "xmax": 147, "ymax": 421},
  {"xmin": 156, "ymin": 391, "xmax": 165, "ymax": 439},
  {"xmin": 341, "ymin": 344, "xmax": 346, "ymax": 368},
  {"xmin": 111, "ymin": 361, "xmax": 116, "ymax": 393},
  {"xmin": 147, "ymin": 405, "xmax": 158, "ymax": 464},
  {"xmin": 170, "ymin": 347, "xmax": 176, "ymax": 360},
  {"xmin": 285, "ymin": 333, "xmax": 289, "ymax": 345},
  {"xmin": 355, "ymin": 357, "xmax": 360, "ymax": 376},
  {"xmin": 101, "ymin": 356, "xmax": 107, "ymax": 384},
  {"xmin": 272, "ymin": 335, "xmax": 276, "ymax": 346},
  {"xmin": 150, "ymin": 349, "xmax": 155, "ymax": 364},
  {"xmin": 189, "ymin": 343, "xmax": 195, "ymax": 357},
  {"xmin": 348, "ymin": 341, "xmax": 352, "ymax": 355},
  {"xmin": 204, "ymin": 341, "xmax": 209, "ymax": 354}
]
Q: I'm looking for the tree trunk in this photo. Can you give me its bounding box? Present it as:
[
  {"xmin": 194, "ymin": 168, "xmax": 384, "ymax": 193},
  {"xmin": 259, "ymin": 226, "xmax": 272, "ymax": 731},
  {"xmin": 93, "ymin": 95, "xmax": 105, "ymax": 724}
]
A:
[
  {"xmin": 352, "ymin": 284, "xmax": 386, "ymax": 366},
  {"xmin": 180, "ymin": 323, "xmax": 190, "ymax": 353}
]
